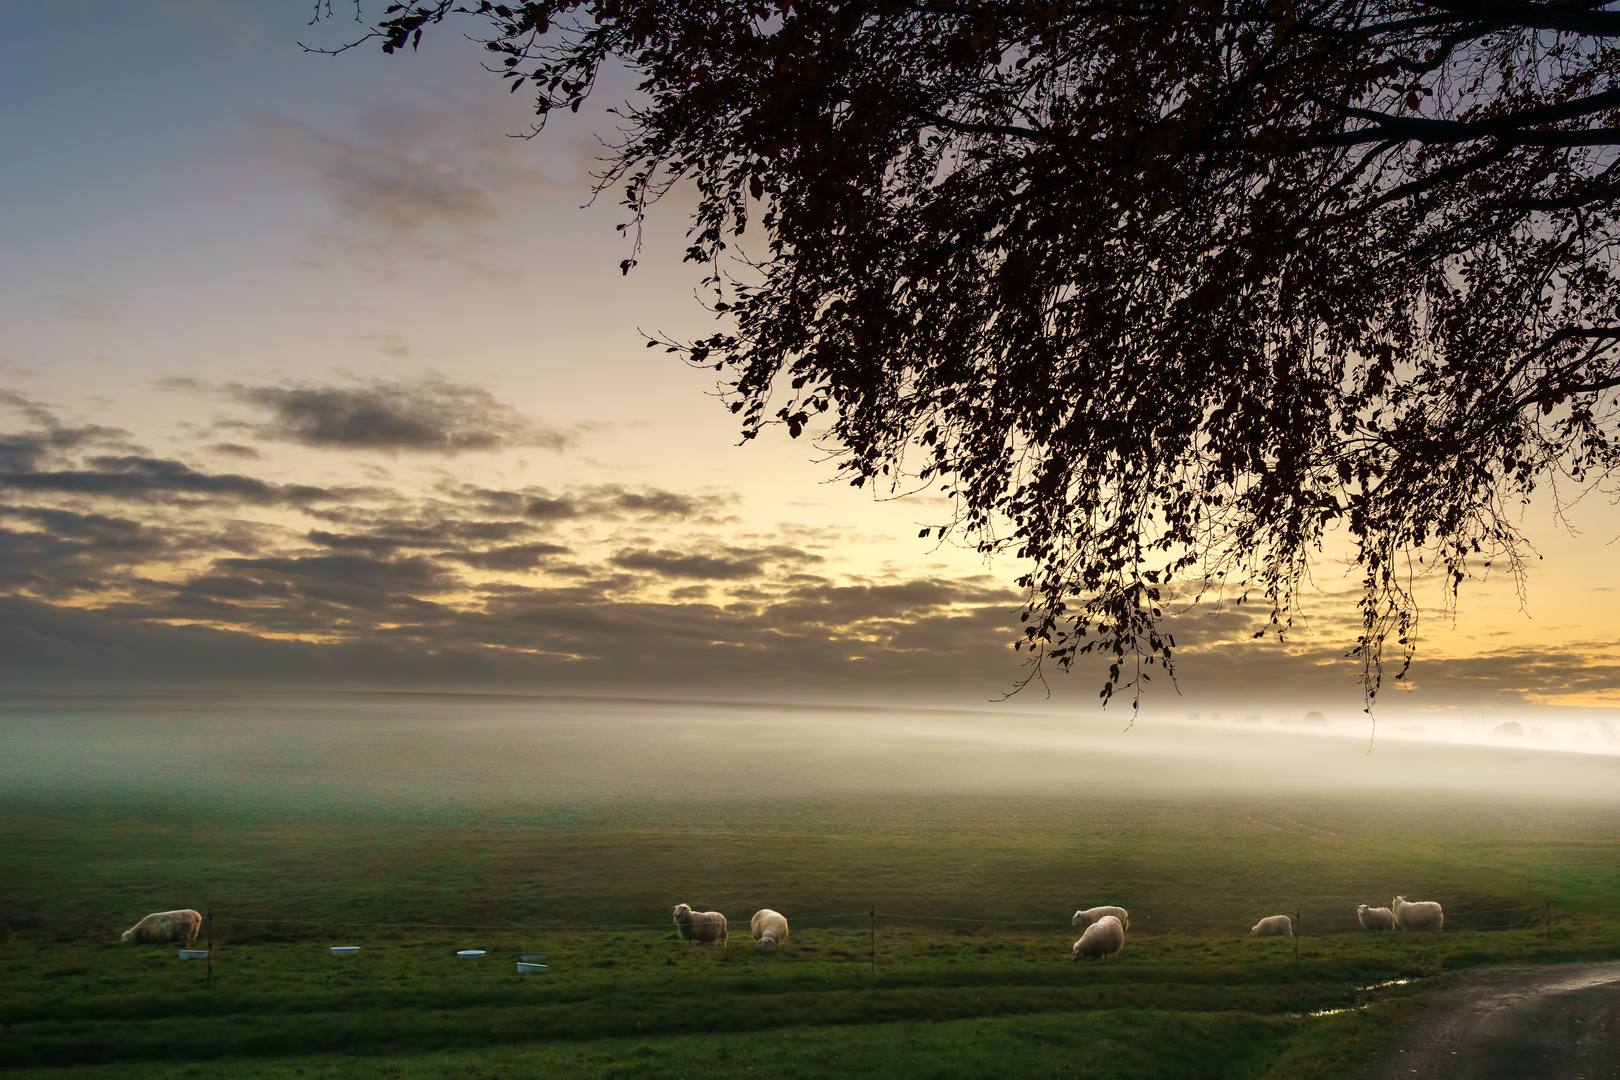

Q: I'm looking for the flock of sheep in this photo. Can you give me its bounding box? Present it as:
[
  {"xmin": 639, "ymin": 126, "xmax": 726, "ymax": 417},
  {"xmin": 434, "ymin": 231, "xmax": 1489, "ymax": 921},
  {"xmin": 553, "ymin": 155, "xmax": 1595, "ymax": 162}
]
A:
[
  {"xmin": 116, "ymin": 895, "xmax": 1446, "ymax": 957},
  {"xmin": 672, "ymin": 894, "xmax": 1446, "ymax": 961}
]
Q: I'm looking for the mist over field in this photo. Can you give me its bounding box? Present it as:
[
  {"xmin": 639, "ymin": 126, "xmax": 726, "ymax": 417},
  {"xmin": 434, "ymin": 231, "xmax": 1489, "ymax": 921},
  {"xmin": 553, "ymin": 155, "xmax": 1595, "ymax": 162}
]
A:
[{"xmin": 5, "ymin": 693, "xmax": 1618, "ymax": 821}]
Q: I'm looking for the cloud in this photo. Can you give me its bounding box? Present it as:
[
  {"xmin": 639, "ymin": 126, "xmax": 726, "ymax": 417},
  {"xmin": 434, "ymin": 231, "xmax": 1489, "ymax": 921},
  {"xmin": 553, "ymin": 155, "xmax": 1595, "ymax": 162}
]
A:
[
  {"xmin": 445, "ymin": 542, "xmax": 573, "ymax": 572},
  {"xmin": 611, "ymin": 549, "xmax": 768, "ymax": 580},
  {"xmin": 307, "ymin": 519, "xmax": 538, "ymax": 555},
  {"xmin": 1, "ymin": 454, "xmax": 336, "ymax": 505},
  {"xmin": 436, "ymin": 484, "xmax": 731, "ymax": 521},
  {"xmin": 209, "ymin": 376, "xmax": 570, "ymax": 454},
  {"xmin": 253, "ymin": 115, "xmax": 502, "ymax": 237},
  {"xmin": 0, "ymin": 392, "xmax": 134, "ymax": 472},
  {"xmin": 609, "ymin": 544, "xmax": 822, "ymax": 581}
]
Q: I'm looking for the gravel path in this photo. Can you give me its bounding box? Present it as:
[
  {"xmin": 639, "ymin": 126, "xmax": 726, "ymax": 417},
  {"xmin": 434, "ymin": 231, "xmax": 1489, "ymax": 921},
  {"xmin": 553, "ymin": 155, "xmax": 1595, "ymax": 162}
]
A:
[{"xmin": 1363, "ymin": 959, "xmax": 1620, "ymax": 1079}]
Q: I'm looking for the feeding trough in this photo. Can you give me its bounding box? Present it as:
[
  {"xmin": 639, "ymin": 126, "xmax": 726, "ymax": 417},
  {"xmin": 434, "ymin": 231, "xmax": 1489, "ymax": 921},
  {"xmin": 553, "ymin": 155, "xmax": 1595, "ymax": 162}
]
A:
[
  {"xmin": 330, "ymin": 946, "xmax": 360, "ymax": 957},
  {"xmin": 177, "ymin": 949, "xmax": 209, "ymax": 960},
  {"xmin": 456, "ymin": 949, "xmax": 485, "ymax": 959},
  {"xmin": 516, "ymin": 962, "xmax": 547, "ymax": 975},
  {"xmin": 520, "ymin": 954, "xmax": 547, "ymax": 963}
]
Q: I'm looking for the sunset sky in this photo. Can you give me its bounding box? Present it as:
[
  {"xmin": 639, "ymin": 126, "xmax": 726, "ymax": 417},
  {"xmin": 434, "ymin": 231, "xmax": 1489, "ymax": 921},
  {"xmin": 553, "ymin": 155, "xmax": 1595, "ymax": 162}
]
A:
[{"xmin": 5, "ymin": 0, "xmax": 1620, "ymax": 739}]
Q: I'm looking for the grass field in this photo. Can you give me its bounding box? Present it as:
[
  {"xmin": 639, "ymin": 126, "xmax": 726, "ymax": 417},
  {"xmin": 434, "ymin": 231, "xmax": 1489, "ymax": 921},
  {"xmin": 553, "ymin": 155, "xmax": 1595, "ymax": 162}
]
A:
[{"xmin": 3, "ymin": 789, "xmax": 1617, "ymax": 1078}]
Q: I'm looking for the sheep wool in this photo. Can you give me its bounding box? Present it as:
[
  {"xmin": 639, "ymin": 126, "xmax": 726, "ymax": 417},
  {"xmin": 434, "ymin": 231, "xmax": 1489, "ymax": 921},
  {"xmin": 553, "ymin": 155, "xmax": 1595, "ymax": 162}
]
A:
[
  {"xmin": 1071, "ymin": 914, "xmax": 1125, "ymax": 960},
  {"xmin": 1250, "ymin": 915, "xmax": 1293, "ymax": 937},
  {"xmin": 121, "ymin": 909, "xmax": 203, "ymax": 946},
  {"xmin": 1391, "ymin": 896, "xmax": 1444, "ymax": 932},
  {"xmin": 750, "ymin": 909, "xmax": 790, "ymax": 951},
  {"xmin": 1357, "ymin": 904, "xmax": 1395, "ymax": 932},
  {"xmin": 1071, "ymin": 905, "xmax": 1130, "ymax": 930},
  {"xmin": 672, "ymin": 903, "xmax": 729, "ymax": 946}
]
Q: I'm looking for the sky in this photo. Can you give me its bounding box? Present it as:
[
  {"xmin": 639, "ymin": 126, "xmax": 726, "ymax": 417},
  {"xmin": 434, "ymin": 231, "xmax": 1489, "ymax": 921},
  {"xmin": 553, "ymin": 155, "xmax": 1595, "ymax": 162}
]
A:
[{"xmin": 4, "ymin": 0, "xmax": 1620, "ymax": 749}]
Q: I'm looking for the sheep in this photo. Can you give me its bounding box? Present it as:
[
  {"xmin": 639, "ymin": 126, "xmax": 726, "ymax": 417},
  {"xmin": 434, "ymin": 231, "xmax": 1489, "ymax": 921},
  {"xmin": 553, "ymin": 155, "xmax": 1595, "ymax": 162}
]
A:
[
  {"xmin": 1071, "ymin": 914, "xmax": 1125, "ymax": 960},
  {"xmin": 1391, "ymin": 896, "xmax": 1444, "ymax": 932},
  {"xmin": 1250, "ymin": 915, "xmax": 1293, "ymax": 937},
  {"xmin": 672, "ymin": 903, "xmax": 728, "ymax": 946},
  {"xmin": 1071, "ymin": 905, "xmax": 1130, "ymax": 930},
  {"xmin": 750, "ymin": 909, "xmax": 789, "ymax": 951},
  {"xmin": 1357, "ymin": 904, "xmax": 1395, "ymax": 932},
  {"xmin": 121, "ymin": 909, "xmax": 202, "ymax": 946}
]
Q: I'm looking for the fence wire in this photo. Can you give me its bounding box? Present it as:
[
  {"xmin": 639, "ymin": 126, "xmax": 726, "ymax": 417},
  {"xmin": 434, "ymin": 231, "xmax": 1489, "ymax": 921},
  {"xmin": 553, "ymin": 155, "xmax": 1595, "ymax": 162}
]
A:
[{"xmin": 6, "ymin": 904, "xmax": 1562, "ymax": 943}]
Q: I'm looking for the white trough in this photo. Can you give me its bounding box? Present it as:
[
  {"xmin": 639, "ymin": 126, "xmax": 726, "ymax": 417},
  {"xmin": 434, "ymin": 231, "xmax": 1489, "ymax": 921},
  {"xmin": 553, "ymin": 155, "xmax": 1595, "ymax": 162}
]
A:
[
  {"xmin": 516, "ymin": 962, "xmax": 547, "ymax": 975},
  {"xmin": 177, "ymin": 950, "xmax": 209, "ymax": 960},
  {"xmin": 330, "ymin": 946, "xmax": 360, "ymax": 957},
  {"xmin": 456, "ymin": 949, "xmax": 485, "ymax": 959}
]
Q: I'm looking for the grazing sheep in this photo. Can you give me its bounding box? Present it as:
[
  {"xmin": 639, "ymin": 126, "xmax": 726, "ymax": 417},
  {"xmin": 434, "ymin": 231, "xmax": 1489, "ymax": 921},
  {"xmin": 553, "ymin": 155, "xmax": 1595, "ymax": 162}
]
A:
[
  {"xmin": 750, "ymin": 909, "xmax": 789, "ymax": 951},
  {"xmin": 1391, "ymin": 896, "xmax": 1444, "ymax": 932},
  {"xmin": 121, "ymin": 909, "xmax": 202, "ymax": 946},
  {"xmin": 1250, "ymin": 915, "xmax": 1293, "ymax": 937},
  {"xmin": 1071, "ymin": 914, "xmax": 1125, "ymax": 960},
  {"xmin": 1071, "ymin": 905, "xmax": 1130, "ymax": 930},
  {"xmin": 672, "ymin": 903, "xmax": 728, "ymax": 946},
  {"xmin": 1357, "ymin": 904, "xmax": 1395, "ymax": 932}
]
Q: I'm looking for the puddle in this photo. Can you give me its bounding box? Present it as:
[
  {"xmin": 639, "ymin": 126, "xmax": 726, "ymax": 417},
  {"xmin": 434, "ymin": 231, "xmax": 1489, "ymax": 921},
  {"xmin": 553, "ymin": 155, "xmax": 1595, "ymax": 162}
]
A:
[{"xmin": 1287, "ymin": 976, "xmax": 1422, "ymax": 1019}]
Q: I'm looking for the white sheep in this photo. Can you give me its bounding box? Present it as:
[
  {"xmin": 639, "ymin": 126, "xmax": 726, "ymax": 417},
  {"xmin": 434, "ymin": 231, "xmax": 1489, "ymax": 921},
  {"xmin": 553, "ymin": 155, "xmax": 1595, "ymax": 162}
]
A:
[
  {"xmin": 1357, "ymin": 904, "xmax": 1394, "ymax": 932},
  {"xmin": 672, "ymin": 903, "xmax": 728, "ymax": 946},
  {"xmin": 1071, "ymin": 914, "xmax": 1125, "ymax": 960},
  {"xmin": 1071, "ymin": 905, "xmax": 1130, "ymax": 930},
  {"xmin": 750, "ymin": 909, "xmax": 789, "ymax": 951},
  {"xmin": 1391, "ymin": 896, "xmax": 1443, "ymax": 932},
  {"xmin": 121, "ymin": 909, "xmax": 202, "ymax": 946},
  {"xmin": 1250, "ymin": 914, "xmax": 1293, "ymax": 937}
]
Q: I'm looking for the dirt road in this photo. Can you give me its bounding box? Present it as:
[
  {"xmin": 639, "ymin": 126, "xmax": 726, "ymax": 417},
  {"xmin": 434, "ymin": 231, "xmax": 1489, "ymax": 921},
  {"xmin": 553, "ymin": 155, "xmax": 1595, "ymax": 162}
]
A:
[{"xmin": 1363, "ymin": 959, "xmax": 1620, "ymax": 1079}]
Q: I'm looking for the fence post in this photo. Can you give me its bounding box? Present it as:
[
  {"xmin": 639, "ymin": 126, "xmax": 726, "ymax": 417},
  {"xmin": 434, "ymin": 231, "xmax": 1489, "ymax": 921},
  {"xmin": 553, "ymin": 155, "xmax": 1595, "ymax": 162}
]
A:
[
  {"xmin": 206, "ymin": 904, "xmax": 213, "ymax": 991},
  {"xmin": 1294, "ymin": 912, "xmax": 1300, "ymax": 963},
  {"xmin": 869, "ymin": 907, "xmax": 875, "ymax": 975},
  {"xmin": 1546, "ymin": 901, "xmax": 1552, "ymax": 951}
]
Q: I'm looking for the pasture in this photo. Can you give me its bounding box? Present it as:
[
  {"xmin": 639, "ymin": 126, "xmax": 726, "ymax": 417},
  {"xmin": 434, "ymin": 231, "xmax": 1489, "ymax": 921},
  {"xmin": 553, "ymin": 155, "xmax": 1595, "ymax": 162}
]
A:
[{"xmin": 2, "ymin": 790, "xmax": 1617, "ymax": 1078}]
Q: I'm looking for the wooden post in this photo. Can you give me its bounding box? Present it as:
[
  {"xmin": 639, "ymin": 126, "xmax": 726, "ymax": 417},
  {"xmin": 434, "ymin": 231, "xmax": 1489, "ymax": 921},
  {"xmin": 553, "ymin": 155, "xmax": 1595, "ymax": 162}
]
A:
[
  {"xmin": 1546, "ymin": 901, "xmax": 1552, "ymax": 951},
  {"xmin": 1294, "ymin": 912, "xmax": 1300, "ymax": 963},
  {"xmin": 869, "ymin": 907, "xmax": 875, "ymax": 975},
  {"xmin": 206, "ymin": 904, "xmax": 213, "ymax": 990}
]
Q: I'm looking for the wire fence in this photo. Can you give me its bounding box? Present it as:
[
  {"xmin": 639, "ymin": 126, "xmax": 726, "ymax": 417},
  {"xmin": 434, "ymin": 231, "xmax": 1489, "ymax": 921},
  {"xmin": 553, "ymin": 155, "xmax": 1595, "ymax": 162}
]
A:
[
  {"xmin": 0, "ymin": 899, "xmax": 1587, "ymax": 1001},
  {"xmin": 6, "ymin": 902, "xmax": 1565, "ymax": 945}
]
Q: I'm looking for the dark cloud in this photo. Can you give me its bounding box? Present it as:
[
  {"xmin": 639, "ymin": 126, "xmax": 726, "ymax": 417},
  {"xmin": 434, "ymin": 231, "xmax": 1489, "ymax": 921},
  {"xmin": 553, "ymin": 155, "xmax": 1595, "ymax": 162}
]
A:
[
  {"xmin": 437, "ymin": 483, "xmax": 727, "ymax": 522},
  {"xmin": 610, "ymin": 545, "xmax": 820, "ymax": 581},
  {"xmin": 218, "ymin": 553, "xmax": 455, "ymax": 594},
  {"xmin": 0, "ymin": 393, "xmax": 133, "ymax": 473},
  {"xmin": 524, "ymin": 497, "xmax": 578, "ymax": 520},
  {"xmin": 611, "ymin": 549, "xmax": 767, "ymax": 580},
  {"xmin": 616, "ymin": 491, "xmax": 697, "ymax": 516},
  {"xmin": 446, "ymin": 543, "xmax": 572, "ymax": 571},
  {"xmin": 207, "ymin": 442, "xmax": 262, "ymax": 460},
  {"xmin": 0, "ymin": 507, "xmax": 173, "ymax": 593},
  {"xmin": 307, "ymin": 520, "xmax": 536, "ymax": 555},
  {"xmin": 214, "ymin": 377, "xmax": 569, "ymax": 454},
  {"xmin": 0, "ymin": 455, "xmax": 335, "ymax": 505}
]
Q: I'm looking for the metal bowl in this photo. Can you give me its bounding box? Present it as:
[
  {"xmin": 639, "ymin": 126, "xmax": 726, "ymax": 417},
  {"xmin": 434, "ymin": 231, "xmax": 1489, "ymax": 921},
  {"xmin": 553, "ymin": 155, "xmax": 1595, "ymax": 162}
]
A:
[
  {"xmin": 330, "ymin": 946, "xmax": 360, "ymax": 957},
  {"xmin": 456, "ymin": 949, "xmax": 486, "ymax": 959}
]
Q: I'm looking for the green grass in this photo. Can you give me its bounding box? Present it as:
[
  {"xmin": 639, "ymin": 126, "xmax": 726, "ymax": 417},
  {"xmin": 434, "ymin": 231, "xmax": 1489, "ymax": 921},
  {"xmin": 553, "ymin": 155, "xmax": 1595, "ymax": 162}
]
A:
[{"xmin": 1, "ymin": 792, "xmax": 1616, "ymax": 1077}]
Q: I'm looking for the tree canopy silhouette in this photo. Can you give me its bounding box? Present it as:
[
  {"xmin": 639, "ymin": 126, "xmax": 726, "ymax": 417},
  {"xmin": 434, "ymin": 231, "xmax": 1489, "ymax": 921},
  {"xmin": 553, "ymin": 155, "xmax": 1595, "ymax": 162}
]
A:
[{"xmin": 333, "ymin": 1, "xmax": 1620, "ymax": 706}]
